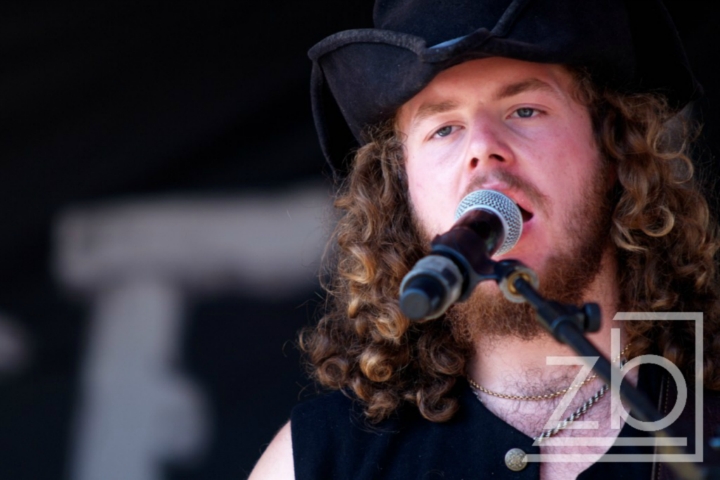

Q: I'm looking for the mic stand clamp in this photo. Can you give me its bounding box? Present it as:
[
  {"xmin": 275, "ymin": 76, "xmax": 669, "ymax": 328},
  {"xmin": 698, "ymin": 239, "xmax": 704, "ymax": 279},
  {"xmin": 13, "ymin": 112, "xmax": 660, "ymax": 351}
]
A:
[{"xmin": 494, "ymin": 260, "xmax": 602, "ymax": 336}]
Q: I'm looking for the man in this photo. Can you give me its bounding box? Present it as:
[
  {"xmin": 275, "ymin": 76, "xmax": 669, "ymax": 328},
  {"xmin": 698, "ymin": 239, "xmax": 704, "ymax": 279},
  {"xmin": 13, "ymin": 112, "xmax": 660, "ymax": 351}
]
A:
[{"xmin": 251, "ymin": 0, "xmax": 720, "ymax": 478}]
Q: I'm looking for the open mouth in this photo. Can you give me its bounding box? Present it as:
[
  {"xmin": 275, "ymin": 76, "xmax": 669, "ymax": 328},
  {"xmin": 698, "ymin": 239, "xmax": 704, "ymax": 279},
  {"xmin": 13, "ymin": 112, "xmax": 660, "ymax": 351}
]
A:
[{"xmin": 518, "ymin": 205, "xmax": 533, "ymax": 223}]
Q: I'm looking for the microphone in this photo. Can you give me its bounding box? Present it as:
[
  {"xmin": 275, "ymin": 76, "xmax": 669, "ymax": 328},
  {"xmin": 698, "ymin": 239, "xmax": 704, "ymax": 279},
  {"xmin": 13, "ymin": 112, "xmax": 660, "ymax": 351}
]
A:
[{"xmin": 399, "ymin": 190, "xmax": 523, "ymax": 320}]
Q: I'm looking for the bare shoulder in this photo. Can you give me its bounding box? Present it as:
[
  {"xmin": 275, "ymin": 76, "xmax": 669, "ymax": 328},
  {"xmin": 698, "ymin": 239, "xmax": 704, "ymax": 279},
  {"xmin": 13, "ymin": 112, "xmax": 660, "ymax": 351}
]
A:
[{"xmin": 248, "ymin": 421, "xmax": 294, "ymax": 480}]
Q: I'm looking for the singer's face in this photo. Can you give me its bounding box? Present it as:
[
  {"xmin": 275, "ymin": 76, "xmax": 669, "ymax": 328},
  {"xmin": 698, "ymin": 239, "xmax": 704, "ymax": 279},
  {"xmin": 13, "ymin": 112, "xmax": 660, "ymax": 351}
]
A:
[{"xmin": 397, "ymin": 57, "xmax": 607, "ymax": 277}]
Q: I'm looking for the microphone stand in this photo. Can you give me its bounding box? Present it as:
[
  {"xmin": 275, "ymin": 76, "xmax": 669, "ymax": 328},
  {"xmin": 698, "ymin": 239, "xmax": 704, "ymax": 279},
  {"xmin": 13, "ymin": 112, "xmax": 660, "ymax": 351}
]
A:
[{"xmin": 484, "ymin": 259, "xmax": 712, "ymax": 480}]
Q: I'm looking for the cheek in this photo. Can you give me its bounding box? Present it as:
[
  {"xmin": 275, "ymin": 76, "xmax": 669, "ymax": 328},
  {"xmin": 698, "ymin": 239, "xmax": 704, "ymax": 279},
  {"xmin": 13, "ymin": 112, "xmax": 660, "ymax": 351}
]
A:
[
  {"xmin": 406, "ymin": 166, "xmax": 435, "ymax": 227},
  {"xmin": 405, "ymin": 155, "xmax": 457, "ymax": 237},
  {"xmin": 537, "ymin": 124, "xmax": 599, "ymax": 191}
]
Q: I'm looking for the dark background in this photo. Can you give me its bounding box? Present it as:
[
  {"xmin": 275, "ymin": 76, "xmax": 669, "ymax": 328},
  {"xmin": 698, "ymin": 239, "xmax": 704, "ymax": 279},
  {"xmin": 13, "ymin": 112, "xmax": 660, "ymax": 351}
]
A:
[{"xmin": 0, "ymin": 2, "xmax": 718, "ymax": 479}]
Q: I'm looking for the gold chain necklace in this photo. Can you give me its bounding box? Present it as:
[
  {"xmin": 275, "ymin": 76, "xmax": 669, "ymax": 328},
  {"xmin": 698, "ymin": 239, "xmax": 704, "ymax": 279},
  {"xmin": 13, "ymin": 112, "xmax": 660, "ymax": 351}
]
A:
[
  {"xmin": 469, "ymin": 378, "xmax": 612, "ymax": 443},
  {"xmin": 470, "ymin": 355, "xmax": 629, "ymax": 443},
  {"xmin": 467, "ymin": 344, "xmax": 630, "ymax": 401}
]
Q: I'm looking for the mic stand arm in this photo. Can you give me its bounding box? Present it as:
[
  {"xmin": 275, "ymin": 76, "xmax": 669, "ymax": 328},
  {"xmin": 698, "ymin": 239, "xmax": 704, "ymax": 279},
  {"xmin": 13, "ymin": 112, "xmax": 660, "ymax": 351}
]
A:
[{"xmin": 489, "ymin": 259, "xmax": 709, "ymax": 480}]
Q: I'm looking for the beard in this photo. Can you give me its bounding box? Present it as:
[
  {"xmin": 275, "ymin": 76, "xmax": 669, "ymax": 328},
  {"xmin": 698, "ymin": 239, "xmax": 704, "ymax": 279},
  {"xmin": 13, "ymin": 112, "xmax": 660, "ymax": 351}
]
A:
[{"xmin": 435, "ymin": 170, "xmax": 615, "ymax": 344}]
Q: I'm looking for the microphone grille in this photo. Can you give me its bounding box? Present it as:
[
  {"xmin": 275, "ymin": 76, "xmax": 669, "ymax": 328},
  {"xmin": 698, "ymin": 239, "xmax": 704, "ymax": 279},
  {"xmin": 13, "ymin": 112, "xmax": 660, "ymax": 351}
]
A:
[{"xmin": 454, "ymin": 190, "xmax": 523, "ymax": 255}]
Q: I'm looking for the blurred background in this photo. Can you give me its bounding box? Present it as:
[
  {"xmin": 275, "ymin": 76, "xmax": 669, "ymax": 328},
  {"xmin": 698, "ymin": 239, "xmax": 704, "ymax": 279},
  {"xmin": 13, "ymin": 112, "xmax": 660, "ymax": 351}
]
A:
[{"xmin": 0, "ymin": 2, "xmax": 718, "ymax": 479}]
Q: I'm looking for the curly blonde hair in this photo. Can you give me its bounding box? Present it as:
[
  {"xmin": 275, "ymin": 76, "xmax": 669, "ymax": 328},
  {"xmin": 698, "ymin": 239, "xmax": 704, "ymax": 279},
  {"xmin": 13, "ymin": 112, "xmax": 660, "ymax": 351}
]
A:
[{"xmin": 300, "ymin": 71, "xmax": 720, "ymax": 423}]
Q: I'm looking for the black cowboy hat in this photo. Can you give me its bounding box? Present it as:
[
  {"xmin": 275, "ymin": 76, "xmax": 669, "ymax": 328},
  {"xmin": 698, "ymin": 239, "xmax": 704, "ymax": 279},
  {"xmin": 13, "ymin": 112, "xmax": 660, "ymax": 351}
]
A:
[{"xmin": 309, "ymin": 0, "xmax": 701, "ymax": 176}]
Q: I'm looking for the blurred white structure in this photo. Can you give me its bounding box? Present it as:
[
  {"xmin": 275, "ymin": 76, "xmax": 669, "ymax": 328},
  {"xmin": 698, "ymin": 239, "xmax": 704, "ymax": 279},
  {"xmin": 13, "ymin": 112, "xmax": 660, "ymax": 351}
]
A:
[
  {"xmin": 56, "ymin": 183, "xmax": 330, "ymax": 480},
  {"xmin": 0, "ymin": 314, "xmax": 31, "ymax": 376}
]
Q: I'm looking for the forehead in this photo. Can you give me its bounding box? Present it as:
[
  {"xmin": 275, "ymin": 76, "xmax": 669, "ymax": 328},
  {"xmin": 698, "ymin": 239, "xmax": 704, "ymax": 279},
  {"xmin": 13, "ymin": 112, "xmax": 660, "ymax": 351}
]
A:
[{"xmin": 397, "ymin": 57, "xmax": 578, "ymax": 127}]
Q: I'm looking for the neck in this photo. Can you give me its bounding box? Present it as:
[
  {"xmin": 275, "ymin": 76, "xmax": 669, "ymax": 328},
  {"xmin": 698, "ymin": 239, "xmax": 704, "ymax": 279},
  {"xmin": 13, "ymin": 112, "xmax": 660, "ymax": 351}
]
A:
[
  {"xmin": 467, "ymin": 248, "xmax": 624, "ymax": 397},
  {"xmin": 465, "ymin": 250, "xmax": 640, "ymax": 480}
]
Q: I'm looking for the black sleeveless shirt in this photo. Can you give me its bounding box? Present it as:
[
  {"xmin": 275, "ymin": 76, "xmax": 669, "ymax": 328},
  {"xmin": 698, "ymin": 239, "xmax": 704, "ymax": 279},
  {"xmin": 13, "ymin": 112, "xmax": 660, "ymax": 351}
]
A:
[{"xmin": 291, "ymin": 371, "xmax": 661, "ymax": 479}]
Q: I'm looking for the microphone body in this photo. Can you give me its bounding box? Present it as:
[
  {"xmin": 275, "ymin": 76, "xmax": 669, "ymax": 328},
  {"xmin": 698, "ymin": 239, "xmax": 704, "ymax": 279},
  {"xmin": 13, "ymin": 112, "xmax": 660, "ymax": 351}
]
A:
[{"xmin": 399, "ymin": 190, "xmax": 522, "ymax": 320}]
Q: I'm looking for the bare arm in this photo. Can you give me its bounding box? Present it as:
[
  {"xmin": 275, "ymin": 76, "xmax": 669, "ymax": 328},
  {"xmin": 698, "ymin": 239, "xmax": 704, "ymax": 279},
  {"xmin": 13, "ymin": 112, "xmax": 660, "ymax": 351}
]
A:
[{"xmin": 248, "ymin": 421, "xmax": 294, "ymax": 480}]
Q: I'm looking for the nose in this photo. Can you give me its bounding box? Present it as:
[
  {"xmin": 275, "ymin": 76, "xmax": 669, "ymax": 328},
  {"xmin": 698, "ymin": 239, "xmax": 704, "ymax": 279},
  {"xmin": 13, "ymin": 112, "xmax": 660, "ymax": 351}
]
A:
[{"xmin": 465, "ymin": 117, "xmax": 514, "ymax": 171}]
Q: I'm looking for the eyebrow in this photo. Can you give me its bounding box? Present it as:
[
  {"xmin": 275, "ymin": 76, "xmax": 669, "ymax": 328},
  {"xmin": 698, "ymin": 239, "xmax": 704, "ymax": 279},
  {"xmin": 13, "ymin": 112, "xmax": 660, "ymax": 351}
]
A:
[
  {"xmin": 493, "ymin": 78, "xmax": 558, "ymax": 101},
  {"xmin": 412, "ymin": 100, "xmax": 460, "ymax": 125},
  {"xmin": 409, "ymin": 78, "xmax": 560, "ymax": 128}
]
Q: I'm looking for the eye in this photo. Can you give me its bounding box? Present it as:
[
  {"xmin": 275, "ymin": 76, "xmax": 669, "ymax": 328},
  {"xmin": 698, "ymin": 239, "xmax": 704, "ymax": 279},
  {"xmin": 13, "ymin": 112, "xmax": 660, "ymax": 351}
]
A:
[
  {"xmin": 514, "ymin": 107, "xmax": 538, "ymax": 118},
  {"xmin": 433, "ymin": 125, "xmax": 456, "ymax": 138}
]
